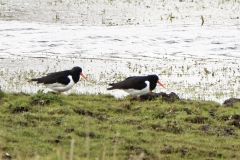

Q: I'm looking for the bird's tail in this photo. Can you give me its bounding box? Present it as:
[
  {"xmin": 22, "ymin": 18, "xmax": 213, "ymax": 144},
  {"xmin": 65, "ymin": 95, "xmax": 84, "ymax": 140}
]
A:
[
  {"xmin": 27, "ymin": 78, "xmax": 37, "ymax": 82},
  {"xmin": 107, "ymin": 83, "xmax": 114, "ymax": 90},
  {"xmin": 31, "ymin": 78, "xmax": 43, "ymax": 83},
  {"xmin": 31, "ymin": 78, "xmax": 39, "ymax": 81}
]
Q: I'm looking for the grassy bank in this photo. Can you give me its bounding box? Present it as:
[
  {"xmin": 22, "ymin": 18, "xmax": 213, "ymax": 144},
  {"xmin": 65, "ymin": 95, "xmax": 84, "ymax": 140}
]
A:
[{"xmin": 0, "ymin": 90, "xmax": 239, "ymax": 160}]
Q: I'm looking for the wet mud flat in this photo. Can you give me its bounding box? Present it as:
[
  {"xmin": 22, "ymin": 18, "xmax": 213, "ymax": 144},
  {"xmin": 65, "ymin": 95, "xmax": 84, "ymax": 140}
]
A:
[{"xmin": 0, "ymin": 56, "xmax": 240, "ymax": 104}]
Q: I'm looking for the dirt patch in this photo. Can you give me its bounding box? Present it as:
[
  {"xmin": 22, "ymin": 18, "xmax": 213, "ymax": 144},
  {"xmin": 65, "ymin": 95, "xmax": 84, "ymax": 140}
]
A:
[
  {"xmin": 131, "ymin": 92, "xmax": 180, "ymax": 102},
  {"xmin": 230, "ymin": 114, "xmax": 240, "ymax": 120},
  {"xmin": 160, "ymin": 144, "xmax": 224, "ymax": 159},
  {"xmin": 153, "ymin": 111, "xmax": 166, "ymax": 119},
  {"xmin": 17, "ymin": 121, "xmax": 28, "ymax": 127},
  {"xmin": 160, "ymin": 145, "xmax": 196, "ymax": 156},
  {"xmin": 12, "ymin": 106, "xmax": 29, "ymax": 113},
  {"xmin": 77, "ymin": 131, "xmax": 101, "ymax": 139},
  {"xmin": 151, "ymin": 121, "xmax": 183, "ymax": 134},
  {"xmin": 114, "ymin": 108, "xmax": 128, "ymax": 114},
  {"xmin": 124, "ymin": 119, "xmax": 141, "ymax": 125},
  {"xmin": 160, "ymin": 145, "xmax": 174, "ymax": 154},
  {"xmin": 199, "ymin": 125, "xmax": 236, "ymax": 136},
  {"xmin": 65, "ymin": 128, "xmax": 74, "ymax": 133},
  {"xmin": 73, "ymin": 108, "xmax": 108, "ymax": 121},
  {"xmin": 161, "ymin": 120, "xmax": 183, "ymax": 134},
  {"xmin": 12, "ymin": 92, "xmax": 30, "ymax": 96},
  {"xmin": 228, "ymin": 114, "xmax": 240, "ymax": 128},
  {"xmin": 73, "ymin": 108, "xmax": 94, "ymax": 116},
  {"xmin": 185, "ymin": 116, "xmax": 209, "ymax": 124},
  {"xmin": 125, "ymin": 145, "xmax": 151, "ymax": 156},
  {"xmin": 183, "ymin": 108, "xmax": 192, "ymax": 115},
  {"xmin": 218, "ymin": 115, "xmax": 230, "ymax": 121},
  {"xmin": 48, "ymin": 139, "xmax": 60, "ymax": 144}
]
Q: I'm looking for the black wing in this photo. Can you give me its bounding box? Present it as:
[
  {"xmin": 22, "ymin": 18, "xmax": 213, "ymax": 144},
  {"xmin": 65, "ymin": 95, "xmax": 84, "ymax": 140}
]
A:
[
  {"xmin": 107, "ymin": 76, "xmax": 147, "ymax": 90},
  {"xmin": 31, "ymin": 70, "xmax": 71, "ymax": 85}
]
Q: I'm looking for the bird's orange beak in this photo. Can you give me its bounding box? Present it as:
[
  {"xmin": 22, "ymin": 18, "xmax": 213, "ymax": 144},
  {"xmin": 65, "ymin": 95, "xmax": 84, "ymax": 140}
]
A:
[
  {"xmin": 157, "ymin": 80, "xmax": 166, "ymax": 89},
  {"xmin": 80, "ymin": 72, "xmax": 88, "ymax": 81}
]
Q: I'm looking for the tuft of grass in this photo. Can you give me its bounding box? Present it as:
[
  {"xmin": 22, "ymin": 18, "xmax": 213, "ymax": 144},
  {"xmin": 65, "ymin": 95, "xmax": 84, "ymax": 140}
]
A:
[
  {"xmin": 30, "ymin": 90, "xmax": 63, "ymax": 106},
  {"xmin": 0, "ymin": 91, "xmax": 239, "ymax": 159}
]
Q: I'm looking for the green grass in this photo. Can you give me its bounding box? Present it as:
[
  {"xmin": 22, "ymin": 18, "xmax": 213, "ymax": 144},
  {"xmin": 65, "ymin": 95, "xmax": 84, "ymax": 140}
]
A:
[{"xmin": 0, "ymin": 90, "xmax": 239, "ymax": 160}]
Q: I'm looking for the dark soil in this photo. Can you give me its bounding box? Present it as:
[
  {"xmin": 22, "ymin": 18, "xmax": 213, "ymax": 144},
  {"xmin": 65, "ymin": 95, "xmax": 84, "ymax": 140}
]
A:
[
  {"xmin": 223, "ymin": 98, "xmax": 240, "ymax": 107},
  {"xmin": 131, "ymin": 92, "xmax": 180, "ymax": 102}
]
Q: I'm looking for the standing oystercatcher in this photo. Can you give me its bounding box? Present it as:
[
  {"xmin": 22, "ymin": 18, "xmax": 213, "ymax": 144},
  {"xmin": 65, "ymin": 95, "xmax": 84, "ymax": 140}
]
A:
[
  {"xmin": 31, "ymin": 66, "xmax": 88, "ymax": 93},
  {"xmin": 107, "ymin": 74, "xmax": 165, "ymax": 100}
]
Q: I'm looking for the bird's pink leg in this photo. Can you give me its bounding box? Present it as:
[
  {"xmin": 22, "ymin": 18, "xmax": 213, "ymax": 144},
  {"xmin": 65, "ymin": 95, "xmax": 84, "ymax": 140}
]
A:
[{"xmin": 137, "ymin": 96, "xmax": 141, "ymax": 102}]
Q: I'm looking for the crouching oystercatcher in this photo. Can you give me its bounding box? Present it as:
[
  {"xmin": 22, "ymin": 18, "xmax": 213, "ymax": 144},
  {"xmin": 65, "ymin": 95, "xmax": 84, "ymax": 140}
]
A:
[
  {"xmin": 107, "ymin": 74, "xmax": 166, "ymax": 101},
  {"xmin": 31, "ymin": 66, "xmax": 88, "ymax": 94}
]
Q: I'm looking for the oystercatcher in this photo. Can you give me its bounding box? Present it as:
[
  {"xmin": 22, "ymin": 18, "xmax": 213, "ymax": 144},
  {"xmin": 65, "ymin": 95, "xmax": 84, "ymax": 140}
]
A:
[
  {"xmin": 107, "ymin": 74, "xmax": 166, "ymax": 100},
  {"xmin": 31, "ymin": 66, "xmax": 88, "ymax": 93}
]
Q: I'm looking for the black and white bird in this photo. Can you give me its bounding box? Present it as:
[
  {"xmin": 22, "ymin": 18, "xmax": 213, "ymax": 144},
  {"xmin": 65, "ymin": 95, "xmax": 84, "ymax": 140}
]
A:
[
  {"xmin": 107, "ymin": 74, "xmax": 165, "ymax": 100},
  {"xmin": 31, "ymin": 66, "xmax": 88, "ymax": 93}
]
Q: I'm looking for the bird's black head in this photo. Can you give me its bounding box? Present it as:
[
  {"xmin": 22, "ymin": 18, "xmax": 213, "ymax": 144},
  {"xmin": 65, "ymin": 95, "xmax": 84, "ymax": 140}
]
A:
[
  {"xmin": 71, "ymin": 66, "xmax": 83, "ymax": 74},
  {"xmin": 147, "ymin": 74, "xmax": 165, "ymax": 90},
  {"xmin": 147, "ymin": 74, "xmax": 159, "ymax": 83},
  {"xmin": 71, "ymin": 66, "xmax": 88, "ymax": 82}
]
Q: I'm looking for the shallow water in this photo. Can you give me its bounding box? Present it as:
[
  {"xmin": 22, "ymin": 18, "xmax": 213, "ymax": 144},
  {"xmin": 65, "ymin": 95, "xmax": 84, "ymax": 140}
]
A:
[
  {"xmin": 0, "ymin": 0, "xmax": 240, "ymax": 103},
  {"xmin": 1, "ymin": 21, "xmax": 240, "ymax": 60}
]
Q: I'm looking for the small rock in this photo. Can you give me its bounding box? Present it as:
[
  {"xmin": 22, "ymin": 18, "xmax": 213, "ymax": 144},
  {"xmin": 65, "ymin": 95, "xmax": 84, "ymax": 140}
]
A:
[{"xmin": 223, "ymin": 98, "xmax": 240, "ymax": 106}]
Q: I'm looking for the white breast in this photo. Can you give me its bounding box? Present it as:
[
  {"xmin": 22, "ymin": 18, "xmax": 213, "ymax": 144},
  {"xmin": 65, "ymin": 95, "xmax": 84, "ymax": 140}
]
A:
[
  {"xmin": 123, "ymin": 81, "xmax": 150, "ymax": 96},
  {"xmin": 45, "ymin": 75, "xmax": 75, "ymax": 92}
]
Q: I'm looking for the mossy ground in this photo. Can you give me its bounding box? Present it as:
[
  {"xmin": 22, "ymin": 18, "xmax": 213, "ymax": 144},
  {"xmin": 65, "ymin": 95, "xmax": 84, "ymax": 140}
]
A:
[{"xmin": 0, "ymin": 90, "xmax": 239, "ymax": 160}]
